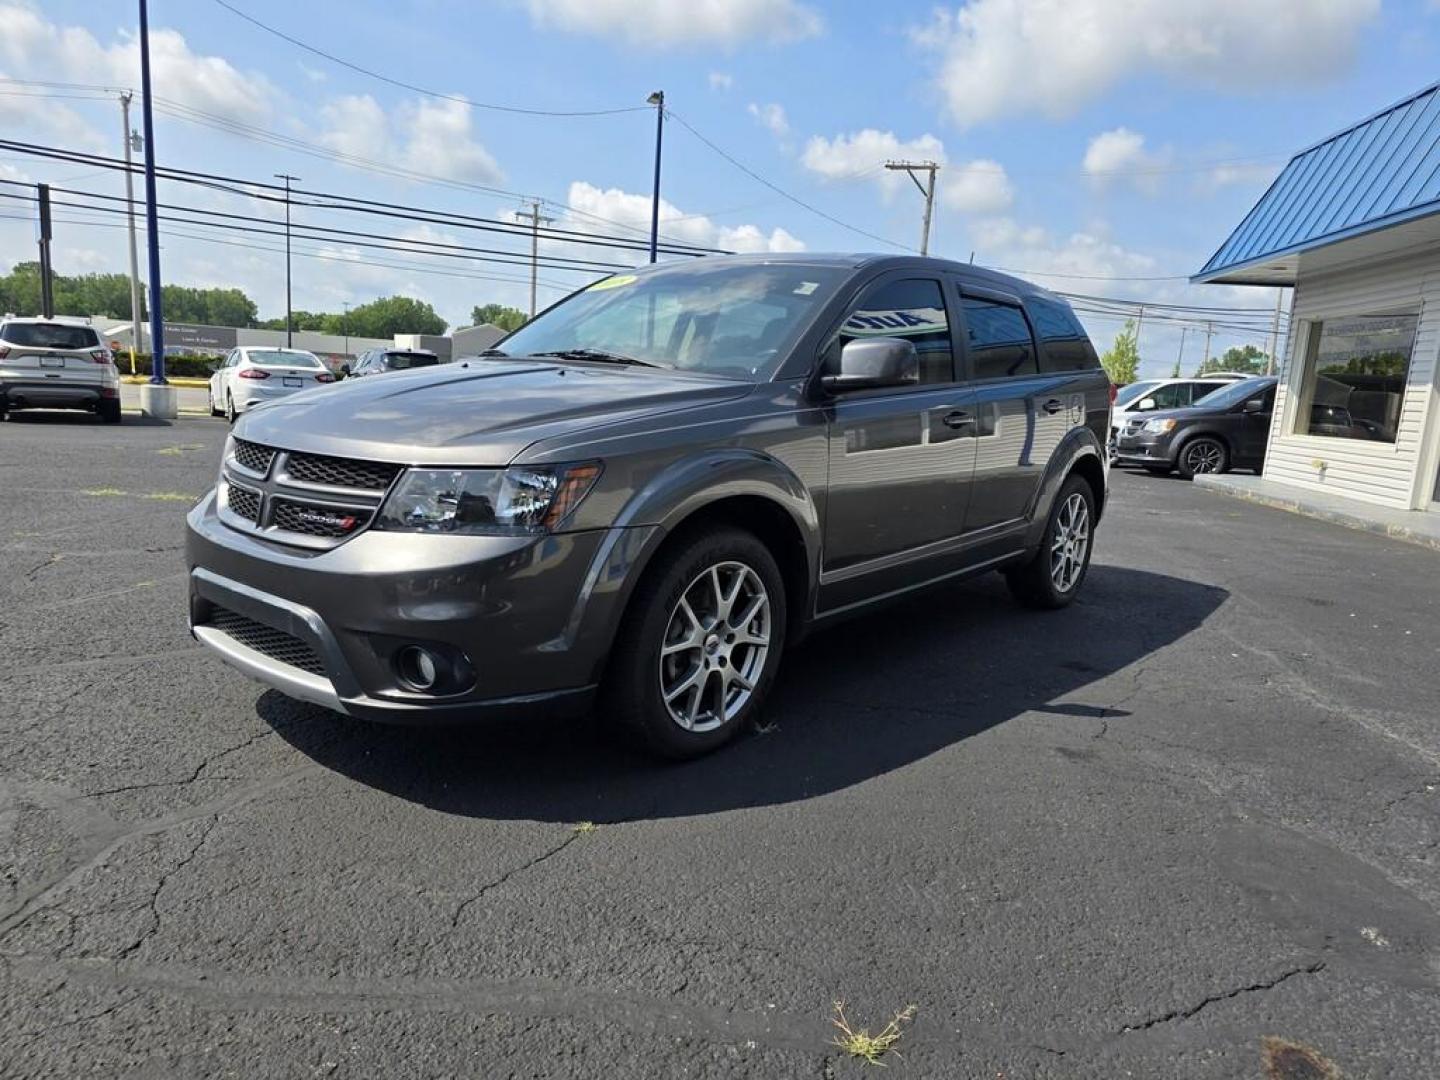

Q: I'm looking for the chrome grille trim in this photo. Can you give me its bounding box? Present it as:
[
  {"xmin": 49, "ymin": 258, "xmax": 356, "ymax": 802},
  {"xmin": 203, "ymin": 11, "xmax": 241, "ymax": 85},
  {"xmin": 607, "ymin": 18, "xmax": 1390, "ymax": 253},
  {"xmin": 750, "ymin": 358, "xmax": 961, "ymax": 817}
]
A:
[{"xmin": 217, "ymin": 440, "xmax": 400, "ymax": 550}]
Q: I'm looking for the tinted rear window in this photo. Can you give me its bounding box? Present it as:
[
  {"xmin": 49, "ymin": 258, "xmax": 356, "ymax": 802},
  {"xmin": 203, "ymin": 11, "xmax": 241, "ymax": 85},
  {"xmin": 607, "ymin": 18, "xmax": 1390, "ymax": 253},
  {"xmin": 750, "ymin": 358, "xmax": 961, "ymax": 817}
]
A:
[
  {"xmin": 1028, "ymin": 296, "xmax": 1097, "ymax": 373},
  {"xmin": 962, "ymin": 297, "xmax": 1037, "ymax": 379},
  {"xmin": 249, "ymin": 350, "xmax": 323, "ymax": 368},
  {"xmin": 386, "ymin": 352, "xmax": 439, "ymax": 370},
  {"xmin": 1, "ymin": 322, "xmax": 100, "ymax": 349}
]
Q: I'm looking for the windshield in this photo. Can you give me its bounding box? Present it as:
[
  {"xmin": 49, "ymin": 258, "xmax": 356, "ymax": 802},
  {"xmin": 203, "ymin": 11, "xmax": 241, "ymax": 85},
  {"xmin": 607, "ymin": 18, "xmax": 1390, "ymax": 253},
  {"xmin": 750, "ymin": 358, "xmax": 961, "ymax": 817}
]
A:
[
  {"xmin": 250, "ymin": 350, "xmax": 324, "ymax": 368},
  {"xmin": 1, "ymin": 322, "xmax": 100, "ymax": 350},
  {"xmin": 498, "ymin": 262, "xmax": 848, "ymax": 380},
  {"xmin": 1115, "ymin": 380, "xmax": 1161, "ymax": 406},
  {"xmin": 1194, "ymin": 379, "xmax": 1266, "ymax": 408}
]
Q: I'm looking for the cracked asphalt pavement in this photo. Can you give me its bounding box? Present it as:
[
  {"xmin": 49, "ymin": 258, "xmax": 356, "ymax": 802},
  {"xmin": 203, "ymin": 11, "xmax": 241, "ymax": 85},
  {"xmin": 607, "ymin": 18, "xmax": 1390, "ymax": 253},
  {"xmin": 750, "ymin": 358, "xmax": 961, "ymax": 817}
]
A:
[{"xmin": 2, "ymin": 412, "xmax": 1437, "ymax": 1078}]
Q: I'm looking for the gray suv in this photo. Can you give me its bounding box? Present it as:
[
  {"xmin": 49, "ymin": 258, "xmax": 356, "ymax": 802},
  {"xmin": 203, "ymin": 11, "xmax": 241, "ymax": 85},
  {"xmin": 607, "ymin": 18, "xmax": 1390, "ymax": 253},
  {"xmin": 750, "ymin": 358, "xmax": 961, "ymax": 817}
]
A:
[{"xmin": 186, "ymin": 255, "xmax": 1109, "ymax": 758}]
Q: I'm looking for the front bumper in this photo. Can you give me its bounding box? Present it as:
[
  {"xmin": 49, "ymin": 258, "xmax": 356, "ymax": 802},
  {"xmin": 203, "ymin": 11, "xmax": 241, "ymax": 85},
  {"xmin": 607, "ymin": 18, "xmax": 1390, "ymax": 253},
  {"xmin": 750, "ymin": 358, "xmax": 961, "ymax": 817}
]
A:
[
  {"xmin": 1113, "ymin": 430, "xmax": 1175, "ymax": 466},
  {"xmin": 185, "ymin": 491, "xmax": 658, "ymax": 723}
]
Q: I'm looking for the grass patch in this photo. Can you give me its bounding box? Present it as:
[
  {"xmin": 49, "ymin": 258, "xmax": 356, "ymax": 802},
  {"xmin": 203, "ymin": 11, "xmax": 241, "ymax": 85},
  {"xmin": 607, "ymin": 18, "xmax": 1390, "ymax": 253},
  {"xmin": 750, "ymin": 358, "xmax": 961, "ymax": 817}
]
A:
[
  {"xmin": 830, "ymin": 1001, "xmax": 916, "ymax": 1066},
  {"xmin": 82, "ymin": 487, "xmax": 127, "ymax": 497},
  {"xmin": 572, "ymin": 821, "xmax": 598, "ymax": 836},
  {"xmin": 156, "ymin": 443, "xmax": 205, "ymax": 456}
]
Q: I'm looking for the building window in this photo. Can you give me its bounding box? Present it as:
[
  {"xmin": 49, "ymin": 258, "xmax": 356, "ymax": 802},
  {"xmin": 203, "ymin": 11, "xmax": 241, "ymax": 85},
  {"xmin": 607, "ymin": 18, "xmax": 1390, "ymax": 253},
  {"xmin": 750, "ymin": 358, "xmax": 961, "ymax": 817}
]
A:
[{"xmin": 1295, "ymin": 314, "xmax": 1417, "ymax": 443}]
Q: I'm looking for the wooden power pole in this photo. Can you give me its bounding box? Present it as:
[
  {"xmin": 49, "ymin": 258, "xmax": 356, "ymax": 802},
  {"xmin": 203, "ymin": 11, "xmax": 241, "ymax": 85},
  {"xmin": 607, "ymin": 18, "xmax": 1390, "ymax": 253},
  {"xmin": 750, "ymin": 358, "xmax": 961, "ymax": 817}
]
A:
[
  {"xmin": 884, "ymin": 160, "xmax": 940, "ymax": 255},
  {"xmin": 519, "ymin": 200, "xmax": 553, "ymax": 319}
]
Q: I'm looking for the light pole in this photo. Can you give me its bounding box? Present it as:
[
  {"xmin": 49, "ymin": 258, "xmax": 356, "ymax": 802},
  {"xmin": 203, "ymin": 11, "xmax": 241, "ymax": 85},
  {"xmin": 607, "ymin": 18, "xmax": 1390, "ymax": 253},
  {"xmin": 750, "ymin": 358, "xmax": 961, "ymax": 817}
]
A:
[
  {"xmin": 136, "ymin": 0, "xmax": 173, "ymax": 417},
  {"xmin": 646, "ymin": 91, "xmax": 664, "ymax": 263},
  {"xmin": 274, "ymin": 173, "xmax": 300, "ymax": 346}
]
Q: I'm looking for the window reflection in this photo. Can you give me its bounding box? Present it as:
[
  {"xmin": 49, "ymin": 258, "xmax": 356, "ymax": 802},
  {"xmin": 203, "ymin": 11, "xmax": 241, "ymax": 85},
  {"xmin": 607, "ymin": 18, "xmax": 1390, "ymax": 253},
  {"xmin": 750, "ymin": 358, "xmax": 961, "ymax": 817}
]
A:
[{"xmin": 1299, "ymin": 315, "xmax": 1416, "ymax": 443}]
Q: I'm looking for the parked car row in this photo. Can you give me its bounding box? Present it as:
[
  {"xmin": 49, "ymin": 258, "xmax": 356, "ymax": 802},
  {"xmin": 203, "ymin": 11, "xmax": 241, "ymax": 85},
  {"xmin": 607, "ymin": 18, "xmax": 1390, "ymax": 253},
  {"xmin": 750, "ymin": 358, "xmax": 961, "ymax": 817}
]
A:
[{"xmin": 1113, "ymin": 376, "xmax": 1277, "ymax": 478}]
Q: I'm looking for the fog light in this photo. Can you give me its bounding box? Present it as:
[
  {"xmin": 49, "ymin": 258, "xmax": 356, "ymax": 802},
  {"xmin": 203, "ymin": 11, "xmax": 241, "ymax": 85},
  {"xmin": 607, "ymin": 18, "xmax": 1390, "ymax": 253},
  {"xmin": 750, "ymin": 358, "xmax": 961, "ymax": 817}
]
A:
[{"xmin": 396, "ymin": 645, "xmax": 441, "ymax": 691}]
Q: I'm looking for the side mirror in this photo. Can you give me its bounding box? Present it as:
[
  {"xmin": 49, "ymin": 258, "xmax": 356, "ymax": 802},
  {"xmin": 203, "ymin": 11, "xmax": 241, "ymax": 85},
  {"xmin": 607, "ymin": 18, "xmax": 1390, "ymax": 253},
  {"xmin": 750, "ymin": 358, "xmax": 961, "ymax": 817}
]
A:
[
  {"xmin": 1242, "ymin": 397, "xmax": 1265, "ymax": 413},
  {"xmin": 821, "ymin": 337, "xmax": 919, "ymax": 392},
  {"xmin": 1135, "ymin": 398, "xmax": 1156, "ymax": 411}
]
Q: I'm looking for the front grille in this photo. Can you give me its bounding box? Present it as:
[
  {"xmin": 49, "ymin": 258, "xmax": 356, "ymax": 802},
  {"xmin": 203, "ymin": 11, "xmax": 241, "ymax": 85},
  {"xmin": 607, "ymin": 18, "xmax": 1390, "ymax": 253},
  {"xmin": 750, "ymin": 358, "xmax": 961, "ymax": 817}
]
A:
[
  {"xmin": 270, "ymin": 497, "xmax": 367, "ymax": 538},
  {"xmin": 225, "ymin": 482, "xmax": 261, "ymax": 522},
  {"xmin": 207, "ymin": 606, "xmax": 326, "ymax": 677},
  {"xmin": 285, "ymin": 451, "xmax": 401, "ymax": 491},
  {"xmin": 231, "ymin": 438, "xmax": 275, "ymax": 476}
]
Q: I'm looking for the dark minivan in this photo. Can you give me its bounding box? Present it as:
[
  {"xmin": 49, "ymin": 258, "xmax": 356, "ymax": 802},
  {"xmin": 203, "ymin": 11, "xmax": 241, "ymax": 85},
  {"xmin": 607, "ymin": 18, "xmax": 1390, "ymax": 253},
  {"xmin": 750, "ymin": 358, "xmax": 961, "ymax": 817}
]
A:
[
  {"xmin": 1114, "ymin": 376, "xmax": 1276, "ymax": 478},
  {"xmin": 187, "ymin": 255, "xmax": 1110, "ymax": 758}
]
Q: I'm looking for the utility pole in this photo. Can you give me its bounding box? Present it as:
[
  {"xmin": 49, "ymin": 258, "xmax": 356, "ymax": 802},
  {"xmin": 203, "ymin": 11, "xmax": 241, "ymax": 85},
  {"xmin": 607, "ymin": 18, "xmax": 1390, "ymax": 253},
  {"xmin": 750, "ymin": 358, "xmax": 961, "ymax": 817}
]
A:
[
  {"xmin": 1203, "ymin": 320, "xmax": 1214, "ymax": 369},
  {"xmin": 884, "ymin": 160, "xmax": 940, "ymax": 255},
  {"xmin": 342, "ymin": 300, "xmax": 350, "ymax": 357},
  {"xmin": 519, "ymin": 200, "xmax": 553, "ymax": 318},
  {"xmin": 1134, "ymin": 304, "xmax": 1145, "ymax": 364},
  {"xmin": 646, "ymin": 91, "xmax": 664, "ymax": 263},
  {"xmin": 1267, "ymin": 287, "xmax": 1284, "ymax": 376},
  {"xmin": 274, "ymin": 173, "xmax": 300, "ymax": 346},
  {"xmin": 1175, "ymin": 327, "xmax": 1187, "ymax": 377},
  {"xmin": 137, "ymin": 0, "xmax": 168, "ymax": 399},
  {"xmin": 120, "ymin": 92, "xmax": 144, "ymax": 373},
  {"xmin": 36, "ymin": 184, "xmax": 54, "ymax": 319}
]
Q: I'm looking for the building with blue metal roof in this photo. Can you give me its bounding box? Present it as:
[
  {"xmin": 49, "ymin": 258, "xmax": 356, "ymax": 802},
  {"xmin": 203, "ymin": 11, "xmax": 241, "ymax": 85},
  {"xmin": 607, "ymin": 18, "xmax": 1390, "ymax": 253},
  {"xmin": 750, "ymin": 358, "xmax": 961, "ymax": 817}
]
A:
[{"xmin": 1196, "ymin": 81, "xmax": 1440, "ymax": 514}]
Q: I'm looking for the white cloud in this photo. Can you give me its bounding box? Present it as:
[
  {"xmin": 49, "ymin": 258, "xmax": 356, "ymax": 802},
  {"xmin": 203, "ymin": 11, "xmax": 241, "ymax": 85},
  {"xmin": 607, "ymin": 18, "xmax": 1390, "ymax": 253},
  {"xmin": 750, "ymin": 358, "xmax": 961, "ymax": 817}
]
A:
[
  {"xmin": 708, "ymin": 71, "xmax": 734, "ymax": 91},
  {"xmin": 913, "ymin": 0, "xmax": 1380, "ymax": 126},
  {"xmin": 747, "ymin": 102, "xmax": 790, "ymax": 140},
  {"xmin": 1197, "ymin": 160, "xmax": 1283, "ymax": 193},
  {"xmin": 969, "ymin": 216, "xmax": 1161, "ymax": 292},
  {"xmin": 0, "ymin": 76, "xmax": 105, "ymax": 152},
  {"xmin": 942, "ymin": 160, "xmax": 1013, "ymax": 214},
  {"xmin": 1082, "ymin": 128, "xmax": 1168, "ymax": 194},
  {"xmin": 0, "ymin": 3, "xmax": 273, "ymax": 123},
  {"xmin": 543, "ymin": 181, "xmax": 805, "ymax": 263},
  {"xmin": 318, "ymin": 95, "xmax": 503, "ymax": 184},
  {"xmin": 803, "ymin": 129, "xmax": 1011, "ymax": 215},
  {"xmin": 523, "ymin": 0, "xmax": 822, "ymax": 46}
]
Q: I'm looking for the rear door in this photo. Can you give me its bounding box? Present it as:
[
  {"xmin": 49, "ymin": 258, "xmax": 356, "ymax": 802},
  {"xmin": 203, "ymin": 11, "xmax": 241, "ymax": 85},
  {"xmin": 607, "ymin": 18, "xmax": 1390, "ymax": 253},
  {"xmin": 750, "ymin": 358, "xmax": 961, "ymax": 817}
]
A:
[
  {"xmin": 952, "ymin": 285, "xmax": 1059, "ymax": 534},
  {"xmin": 1234, "ymin": 382, "xmax": 1276, "ymax": 463},
  {"xmin": 819, "ymin": 273, "xmax": 978, "ymax": 609}
]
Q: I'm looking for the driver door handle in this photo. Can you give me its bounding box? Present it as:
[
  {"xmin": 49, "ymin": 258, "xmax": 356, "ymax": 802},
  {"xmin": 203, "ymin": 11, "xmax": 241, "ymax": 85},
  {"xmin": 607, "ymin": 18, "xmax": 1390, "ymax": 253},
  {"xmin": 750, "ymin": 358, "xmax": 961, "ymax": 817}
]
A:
[
  {"xmin": 1041, "ymin": 398, "xmax": 1064, "ymax": 414},
  {"xmin": 942, "ymin": 409, "xmax": 974, "ymax": 429}
]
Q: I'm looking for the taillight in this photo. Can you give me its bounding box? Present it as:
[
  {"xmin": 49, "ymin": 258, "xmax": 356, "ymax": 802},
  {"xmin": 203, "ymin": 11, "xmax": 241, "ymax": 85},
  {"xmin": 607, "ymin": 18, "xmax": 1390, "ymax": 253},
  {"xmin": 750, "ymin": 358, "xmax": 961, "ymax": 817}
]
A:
[
  {"xmin": 90, "ymin": 349, "xmax": 111, "ymax": 364},
  {"xmin": 1108, "ymin": 382, "xmax": 1118, "ymax": 405},
  {"xmin": 315, "ymin": 372, "xmax": 335, "ymax": 383},
  {"xmin": 238, "ymin": 368, "xmax": 270, "ymax": 380}
]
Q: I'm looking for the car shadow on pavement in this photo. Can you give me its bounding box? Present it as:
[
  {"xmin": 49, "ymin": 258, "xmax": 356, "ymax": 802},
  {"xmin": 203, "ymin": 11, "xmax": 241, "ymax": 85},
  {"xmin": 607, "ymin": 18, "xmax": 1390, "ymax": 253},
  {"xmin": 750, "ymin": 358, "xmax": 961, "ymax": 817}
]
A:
[
  {"xmin": 261, "ymin": 565, "xmax": 1226, "ymax": 822},
  {"xmin": 4, "ymin": 411, "xmax": 174, "ymax": 427}
]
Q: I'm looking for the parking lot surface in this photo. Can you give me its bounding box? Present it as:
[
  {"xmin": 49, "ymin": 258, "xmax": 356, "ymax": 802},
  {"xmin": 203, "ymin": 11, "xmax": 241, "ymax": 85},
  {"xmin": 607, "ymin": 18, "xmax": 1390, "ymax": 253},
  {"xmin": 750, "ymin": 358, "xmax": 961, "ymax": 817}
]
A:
[{"xmin": 2, "ymin": 412, "xmax": 1437, "ymax": 1078}]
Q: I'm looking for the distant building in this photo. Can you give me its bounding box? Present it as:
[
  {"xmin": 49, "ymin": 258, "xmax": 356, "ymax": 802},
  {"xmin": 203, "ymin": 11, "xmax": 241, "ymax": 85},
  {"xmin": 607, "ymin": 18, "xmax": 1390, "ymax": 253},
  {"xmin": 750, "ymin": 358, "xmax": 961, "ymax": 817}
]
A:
[
  {"xmin": 450, "ymin": 322, "xmax": 507, "ymax": 357},
  {"xmin": 1195, "ymin": 81, "xmax": 1440, "ymax": 514}
]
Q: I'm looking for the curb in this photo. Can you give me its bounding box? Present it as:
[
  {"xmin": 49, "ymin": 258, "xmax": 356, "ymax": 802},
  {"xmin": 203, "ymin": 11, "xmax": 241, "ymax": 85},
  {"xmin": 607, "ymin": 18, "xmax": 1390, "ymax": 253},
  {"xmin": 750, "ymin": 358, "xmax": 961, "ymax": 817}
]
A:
[
  {"xmin": 120, "ymin": 376, "xmax": 210, "ymax": 388},
  {"xmin": 1193, "ymin": 475, "xmax": 1440, "ymax": 554}
]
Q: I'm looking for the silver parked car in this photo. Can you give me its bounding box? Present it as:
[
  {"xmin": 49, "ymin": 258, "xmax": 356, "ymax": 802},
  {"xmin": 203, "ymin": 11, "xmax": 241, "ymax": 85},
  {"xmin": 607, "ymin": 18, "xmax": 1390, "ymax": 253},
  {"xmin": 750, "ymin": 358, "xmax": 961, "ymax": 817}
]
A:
[
  {"xmin": 208, "ymin": 347, "xmax": 335, "ymax": 423},
  {"xmin": 187, "ymin": 254, "xmax": 1111, "ymax": 758},
  {"xmin": 0, "ymin": 318, "xmax": 122, "ymax": 423}
]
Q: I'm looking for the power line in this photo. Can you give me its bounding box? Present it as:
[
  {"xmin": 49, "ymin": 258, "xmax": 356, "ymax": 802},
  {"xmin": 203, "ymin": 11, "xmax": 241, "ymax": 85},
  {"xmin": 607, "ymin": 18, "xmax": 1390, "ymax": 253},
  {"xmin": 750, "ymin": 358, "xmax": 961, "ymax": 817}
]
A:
[
  {"xmin": 209, "ymin": 0, "xmax": 648, "ymax": 118},
  {"xmin": 664, "ymin": 107, "xmax": 913, "ymax": 253}
]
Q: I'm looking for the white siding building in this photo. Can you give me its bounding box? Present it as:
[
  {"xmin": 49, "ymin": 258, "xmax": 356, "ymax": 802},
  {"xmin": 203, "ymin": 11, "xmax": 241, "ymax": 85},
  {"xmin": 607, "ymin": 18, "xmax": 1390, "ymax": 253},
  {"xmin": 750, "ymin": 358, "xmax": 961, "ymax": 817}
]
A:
[{"xmin": 1195, "ymin": 82, "xmax": 1440, "ymax": 515}]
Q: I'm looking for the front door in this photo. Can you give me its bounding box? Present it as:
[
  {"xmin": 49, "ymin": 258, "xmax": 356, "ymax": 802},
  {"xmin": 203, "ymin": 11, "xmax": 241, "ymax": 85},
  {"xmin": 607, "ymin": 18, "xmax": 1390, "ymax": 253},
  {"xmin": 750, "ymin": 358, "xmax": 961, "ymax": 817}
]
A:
[{"xmin": 819, "ymin": 275, "xmax": 976, "ymax": 611}]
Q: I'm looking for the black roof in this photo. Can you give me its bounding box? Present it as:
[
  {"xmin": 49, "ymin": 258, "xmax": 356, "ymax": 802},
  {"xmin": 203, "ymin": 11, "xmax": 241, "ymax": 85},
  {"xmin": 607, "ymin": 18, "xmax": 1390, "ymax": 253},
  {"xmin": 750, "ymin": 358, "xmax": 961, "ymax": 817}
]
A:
[{"xmin": 646, "ymin": 252, "xmax": 1052, "ymax": 299}]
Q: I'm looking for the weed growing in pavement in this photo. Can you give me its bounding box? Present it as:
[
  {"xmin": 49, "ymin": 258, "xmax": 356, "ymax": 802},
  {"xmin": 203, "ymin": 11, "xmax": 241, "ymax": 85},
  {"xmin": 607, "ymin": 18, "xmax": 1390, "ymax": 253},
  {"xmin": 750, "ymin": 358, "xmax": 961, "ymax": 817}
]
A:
[
  {"xmin": 82, "ymin": 487, "xmax": 127, "ymax": 497},
  {"xmin": 572, "ymin": 822, "xmax": 598, "ymax": 835},
  {"xmin": 143, "ymin": 492, "xmax": 196, "ymax": 501},
  {"xmin": 830, "ymin": 1001, "xmax": 916, "ymax": 1065}
]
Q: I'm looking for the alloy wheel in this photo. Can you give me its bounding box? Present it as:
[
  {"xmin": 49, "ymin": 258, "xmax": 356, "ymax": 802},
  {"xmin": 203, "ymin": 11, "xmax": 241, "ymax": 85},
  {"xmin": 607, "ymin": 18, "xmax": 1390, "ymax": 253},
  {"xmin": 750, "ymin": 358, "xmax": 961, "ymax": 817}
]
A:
[
  {"xmin": 1184, "ymin": 440, "xmax": 1224, "ymax": 474},
  {"xmin": 658, "ymin": 560, "xmax": 771, "ymax": 733},
  {"xmin": 1049, "ymin": 492, "xmax": 1090, "ymax": 594}
]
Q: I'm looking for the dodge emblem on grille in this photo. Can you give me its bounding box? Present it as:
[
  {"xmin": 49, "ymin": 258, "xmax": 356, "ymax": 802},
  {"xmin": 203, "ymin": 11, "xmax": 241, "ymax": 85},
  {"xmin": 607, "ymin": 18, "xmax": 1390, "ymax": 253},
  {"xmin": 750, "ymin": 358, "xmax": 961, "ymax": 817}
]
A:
[{"xmin": 297, "ymin": 508, "xmax": 358, "ymax": 532}]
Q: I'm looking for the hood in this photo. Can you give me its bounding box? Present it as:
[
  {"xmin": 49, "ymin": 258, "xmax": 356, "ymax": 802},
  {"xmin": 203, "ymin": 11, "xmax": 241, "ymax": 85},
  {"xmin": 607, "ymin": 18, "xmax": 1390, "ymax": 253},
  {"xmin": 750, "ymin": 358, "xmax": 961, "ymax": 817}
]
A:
[
  {"xmin": 233, "ymin": 358, "xmax": 754, "ymax": 465},
  {"xmin": 1129, "ymin": 402, "xmax": 1224, "ymax": 424}
]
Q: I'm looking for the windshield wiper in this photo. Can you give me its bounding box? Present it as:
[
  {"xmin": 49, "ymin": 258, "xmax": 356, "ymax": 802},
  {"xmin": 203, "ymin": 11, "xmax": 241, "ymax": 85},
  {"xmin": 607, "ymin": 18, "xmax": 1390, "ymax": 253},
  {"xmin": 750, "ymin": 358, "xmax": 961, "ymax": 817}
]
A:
[{"xmin": 530, "ymin": 348, "xmax": 669, "ymax": 369}]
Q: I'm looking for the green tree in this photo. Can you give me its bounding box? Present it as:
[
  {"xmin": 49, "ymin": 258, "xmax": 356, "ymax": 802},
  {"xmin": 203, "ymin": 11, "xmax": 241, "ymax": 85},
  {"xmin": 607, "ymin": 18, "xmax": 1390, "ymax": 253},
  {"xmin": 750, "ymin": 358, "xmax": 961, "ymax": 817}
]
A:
[
  {"xmin": 470, "ymin": 303, "xmax": 527, "ymax": 332},
  {"xmin": 1100, "ymin": 319, "xmax": 1141, "ymax": 385},
  {"xmin": 1196, "ymin": 343, "xmax": 1268, "ymax": 376},
  {"xmin": 259, "ymin": 310, "xmax": 330, "ymax": 332},
  {"xmin": 343, "ymin": 295, "xmax": 446, "ymax": 337}
]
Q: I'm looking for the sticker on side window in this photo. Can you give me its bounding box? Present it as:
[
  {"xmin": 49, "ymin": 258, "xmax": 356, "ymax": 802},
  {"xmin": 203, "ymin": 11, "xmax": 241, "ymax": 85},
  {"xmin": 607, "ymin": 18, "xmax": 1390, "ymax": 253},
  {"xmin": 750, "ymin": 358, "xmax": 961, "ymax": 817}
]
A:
[{"xmin": 588, "ymin": 274, "xmax": 637, "ymax": 291}]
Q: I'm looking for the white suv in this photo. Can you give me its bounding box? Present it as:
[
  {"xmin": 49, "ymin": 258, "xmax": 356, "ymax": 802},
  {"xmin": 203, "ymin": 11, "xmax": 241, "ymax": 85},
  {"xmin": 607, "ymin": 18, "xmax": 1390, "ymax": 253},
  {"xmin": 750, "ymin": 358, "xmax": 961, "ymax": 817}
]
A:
[{"xmin": 0, "ymin": 318, "xmax": 122, "ymax": 423}]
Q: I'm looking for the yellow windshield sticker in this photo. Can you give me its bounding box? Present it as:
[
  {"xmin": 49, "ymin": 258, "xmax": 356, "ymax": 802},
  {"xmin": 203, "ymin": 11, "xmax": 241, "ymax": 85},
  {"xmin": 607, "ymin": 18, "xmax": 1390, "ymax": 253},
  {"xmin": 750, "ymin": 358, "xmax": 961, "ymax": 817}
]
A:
[{"xmin": 589, "ymin": 274, "xmax": 637, "ymax": 291}]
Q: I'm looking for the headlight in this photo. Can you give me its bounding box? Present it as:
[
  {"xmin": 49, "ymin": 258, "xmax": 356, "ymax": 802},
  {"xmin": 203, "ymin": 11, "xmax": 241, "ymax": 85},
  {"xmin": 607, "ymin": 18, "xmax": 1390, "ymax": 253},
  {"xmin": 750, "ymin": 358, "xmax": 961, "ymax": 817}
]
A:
[
  {"xmin": 374, "ymin": 463, "xmax": 601, "ymax": 535},
  {"xmin": 1142, "ymin": 418, "xmax": 1178, "ymax": 433}
]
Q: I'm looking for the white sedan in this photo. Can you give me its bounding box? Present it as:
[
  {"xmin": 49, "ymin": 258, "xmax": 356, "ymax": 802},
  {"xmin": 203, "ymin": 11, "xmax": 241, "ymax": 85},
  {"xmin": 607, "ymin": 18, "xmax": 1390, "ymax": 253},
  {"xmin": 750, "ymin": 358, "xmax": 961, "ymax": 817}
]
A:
[{"xmin": 208, "ymin": 347, "xmax": 335, "ymax": 423}]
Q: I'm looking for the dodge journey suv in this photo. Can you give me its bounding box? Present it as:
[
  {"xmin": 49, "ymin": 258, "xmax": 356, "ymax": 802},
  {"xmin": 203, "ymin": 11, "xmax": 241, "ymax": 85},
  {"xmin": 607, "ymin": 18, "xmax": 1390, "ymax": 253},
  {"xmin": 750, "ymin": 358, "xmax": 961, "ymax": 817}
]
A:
[{"xmin": 186, "ymin": 255, "xmax": 1110, "ymax": 758}]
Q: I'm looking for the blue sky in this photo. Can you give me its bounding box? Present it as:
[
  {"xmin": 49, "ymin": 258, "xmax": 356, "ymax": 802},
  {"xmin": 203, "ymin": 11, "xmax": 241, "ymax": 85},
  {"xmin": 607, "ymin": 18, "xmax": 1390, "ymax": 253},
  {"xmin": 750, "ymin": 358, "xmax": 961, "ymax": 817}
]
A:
[{"xmin": 3, "ymin": 0, "xmax": 1438, "ymax": 376}]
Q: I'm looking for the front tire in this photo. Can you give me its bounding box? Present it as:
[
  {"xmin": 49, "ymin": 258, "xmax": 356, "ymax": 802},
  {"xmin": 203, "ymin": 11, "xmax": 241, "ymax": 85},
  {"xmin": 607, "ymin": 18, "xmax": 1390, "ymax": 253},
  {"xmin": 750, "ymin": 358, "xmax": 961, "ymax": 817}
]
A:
[
  {"xmin": 604, "ymin": 527, "xmax": 787, "ymax": 759},
  {"xmin": 208, "ymin": 386, "xmax": 221, "ymax": 417},
  {"xmin": 225, "ymin": 392, "xmax": 238, "ymax": 425},
  {"xmin": 1176, "ymin": 436, "xmax": 1228, "ymax": 479},
  {"xmin": 1005, "ymin": 475, "xmax": 1095, "ymax": 610}
]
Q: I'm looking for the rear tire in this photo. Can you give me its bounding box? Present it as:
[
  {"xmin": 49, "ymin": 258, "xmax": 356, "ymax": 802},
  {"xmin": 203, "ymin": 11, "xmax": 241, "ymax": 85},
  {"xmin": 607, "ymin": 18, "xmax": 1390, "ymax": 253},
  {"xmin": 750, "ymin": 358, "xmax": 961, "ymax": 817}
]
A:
[
  {"xmin": 1176, "ymin": 436, "xmax": 1228, "ymax": 479},
  {"xmin": 603, "ymin": 527, "xmax": 787, "ymax": 760},
  {"xmin": 1005, "ymin": 475, "xmax": 1095, "ymax": 611},
  {"xmin": 208, "ymin": 386, "xmax": 221, "ymax": 417},
  {"xmin": 99, "ymin": 398, "xmax": 122, "ymax": 424}
]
